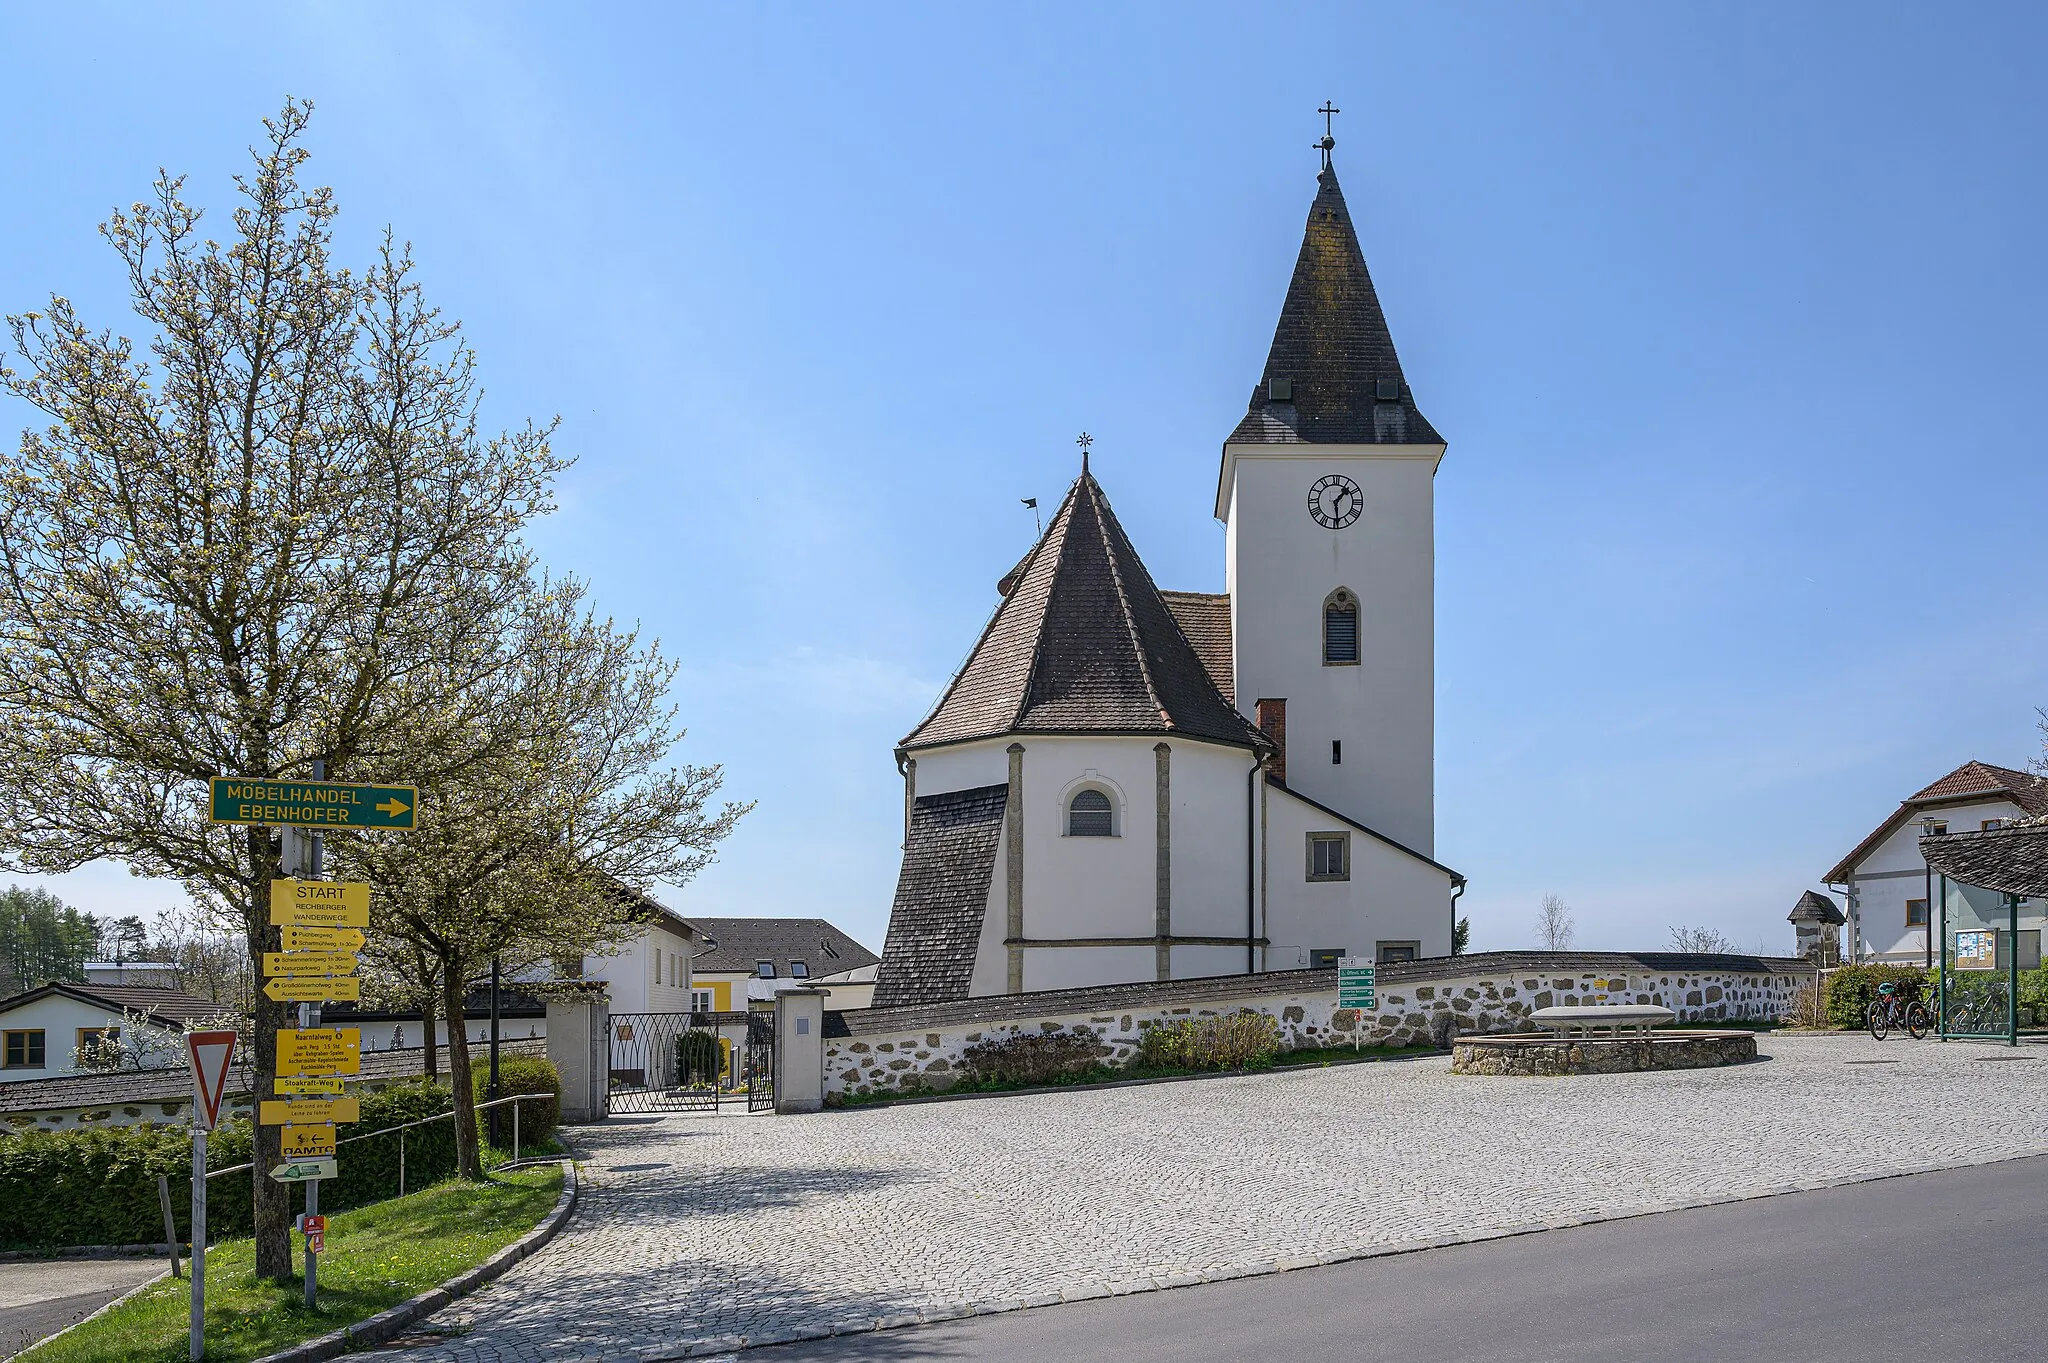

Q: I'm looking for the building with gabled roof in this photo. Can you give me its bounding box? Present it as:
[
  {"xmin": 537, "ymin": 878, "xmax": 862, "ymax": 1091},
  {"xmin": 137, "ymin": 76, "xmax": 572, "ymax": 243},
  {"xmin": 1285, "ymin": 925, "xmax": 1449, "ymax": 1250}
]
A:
[
  {"xmin": 874, "ymin": 139, "xmax": 1463, "ymax": 1008},
  {"xmin": 1823, "ymin": 759, "xmax": 2048, "ymax": 962}
]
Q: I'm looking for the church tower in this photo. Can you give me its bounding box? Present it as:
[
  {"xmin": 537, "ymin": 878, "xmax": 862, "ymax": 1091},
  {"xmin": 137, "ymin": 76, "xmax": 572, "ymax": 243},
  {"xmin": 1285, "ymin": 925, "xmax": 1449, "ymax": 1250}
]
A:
[{"xmin": 1218, "ymin": 148, "xmax": 1443, "ymax": 856}]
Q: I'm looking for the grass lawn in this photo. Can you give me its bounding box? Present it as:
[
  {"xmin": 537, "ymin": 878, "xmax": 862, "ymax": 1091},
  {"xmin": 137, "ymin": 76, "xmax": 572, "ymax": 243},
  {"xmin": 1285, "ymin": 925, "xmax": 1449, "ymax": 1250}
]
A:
[{"xmin": 23, "ymin": 1165, "xmax": 562, "ymax": 1363}]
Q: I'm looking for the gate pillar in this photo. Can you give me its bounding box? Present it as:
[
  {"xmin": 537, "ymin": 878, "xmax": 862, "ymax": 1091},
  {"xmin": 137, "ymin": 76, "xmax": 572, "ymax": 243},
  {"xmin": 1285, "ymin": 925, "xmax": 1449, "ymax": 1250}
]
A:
[
  {"xmin": 773, "ymin": 988, "xmax": 828, "ymax": 1114},
  {"xmin": 548, "ymin": 987, "xmax": 610, "ymax": 1124}
]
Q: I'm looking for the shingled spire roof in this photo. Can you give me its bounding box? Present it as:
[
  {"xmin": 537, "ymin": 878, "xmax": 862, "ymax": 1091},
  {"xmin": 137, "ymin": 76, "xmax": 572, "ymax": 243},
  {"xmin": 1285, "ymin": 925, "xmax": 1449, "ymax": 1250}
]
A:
[
  {"xmin": 901, "ymin": 471, "xmax": 1268, "ymax": 753},
  {"xmin": 1226, "ymin": 161, "xmax": 1441, "ymax": 447}
]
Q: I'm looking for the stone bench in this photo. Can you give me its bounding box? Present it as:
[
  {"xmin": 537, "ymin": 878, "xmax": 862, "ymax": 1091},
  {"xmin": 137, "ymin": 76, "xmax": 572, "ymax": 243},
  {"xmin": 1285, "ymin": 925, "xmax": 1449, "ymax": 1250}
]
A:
[{"xmin": 1529, "ymin": 1004, "xmax": 1675, "ymax": 1037}]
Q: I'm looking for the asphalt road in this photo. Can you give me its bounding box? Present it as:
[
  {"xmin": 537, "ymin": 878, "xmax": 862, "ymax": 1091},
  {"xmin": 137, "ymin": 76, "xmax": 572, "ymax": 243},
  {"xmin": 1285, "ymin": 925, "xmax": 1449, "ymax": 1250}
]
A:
[
  {"xmin": 762, "ymin": 1154, "xmax": 2047, "ymax": 1363},
  {"xmin": 0, "ymin": 1256, "xmax": 165, "ymax": 1359}
]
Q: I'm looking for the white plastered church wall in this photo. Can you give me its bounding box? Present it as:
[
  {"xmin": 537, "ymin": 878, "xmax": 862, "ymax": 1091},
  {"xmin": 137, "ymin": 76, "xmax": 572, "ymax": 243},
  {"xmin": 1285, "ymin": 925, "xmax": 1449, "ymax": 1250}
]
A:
[
  {"xmin": 1223, "ymin": 445, "xmax": 1440, "ymax": 857},
  {"xmin": 1260, "ymin": 782, "xmax": 1453, "ymax": 965}
]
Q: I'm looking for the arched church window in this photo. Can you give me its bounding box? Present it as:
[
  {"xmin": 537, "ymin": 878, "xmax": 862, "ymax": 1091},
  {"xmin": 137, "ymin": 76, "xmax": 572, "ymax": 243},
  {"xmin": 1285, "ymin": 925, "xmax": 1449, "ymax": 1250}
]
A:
[
  {"xmin": 1323, "ymin": 589, "xmax": 1359, "ymax": 665},
  {"xmin": 1067, "ymin": 789, "xmax": 1114, "ymax": 837}
]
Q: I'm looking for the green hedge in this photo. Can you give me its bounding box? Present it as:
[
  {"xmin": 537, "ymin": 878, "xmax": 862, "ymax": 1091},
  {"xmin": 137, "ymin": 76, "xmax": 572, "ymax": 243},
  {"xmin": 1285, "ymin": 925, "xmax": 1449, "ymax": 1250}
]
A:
[
  {"xmin": 1136, "ymin": 1010, "xmax": 1282, "ymax": 1072},
  {"xmin": 471, "ymin": 1055, "xmax": 561, "ymax": 1144},
  {"xmin": 0, "ymin": 1080, "xmax": 465, "ymax": 1250},
  {"xmin": 1823, "ymin": 964, "xmax": 1929, "ymax": 1028}
]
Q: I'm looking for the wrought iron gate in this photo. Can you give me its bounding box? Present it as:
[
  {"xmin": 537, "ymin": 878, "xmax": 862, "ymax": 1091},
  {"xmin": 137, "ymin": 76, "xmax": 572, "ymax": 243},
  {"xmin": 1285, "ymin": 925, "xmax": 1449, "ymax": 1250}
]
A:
[{"xmin": 606, "ymin": 1010, "xmax": 775, "ymax": 1114}]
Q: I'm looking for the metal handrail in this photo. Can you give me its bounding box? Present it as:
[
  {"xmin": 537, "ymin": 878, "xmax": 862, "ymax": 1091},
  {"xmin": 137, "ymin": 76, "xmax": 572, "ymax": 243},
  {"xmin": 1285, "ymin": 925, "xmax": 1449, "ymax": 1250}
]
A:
[{"xmin": 204, "ymin": 1092, "xmax": 546, "ymax": 1184}]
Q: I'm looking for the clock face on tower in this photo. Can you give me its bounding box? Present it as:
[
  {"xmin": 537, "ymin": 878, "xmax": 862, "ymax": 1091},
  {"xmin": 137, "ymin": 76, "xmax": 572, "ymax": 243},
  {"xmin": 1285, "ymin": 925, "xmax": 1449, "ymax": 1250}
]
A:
[{"xmin": 1308, "ymin": 474, "xmax": 1364, "ymax": 530}]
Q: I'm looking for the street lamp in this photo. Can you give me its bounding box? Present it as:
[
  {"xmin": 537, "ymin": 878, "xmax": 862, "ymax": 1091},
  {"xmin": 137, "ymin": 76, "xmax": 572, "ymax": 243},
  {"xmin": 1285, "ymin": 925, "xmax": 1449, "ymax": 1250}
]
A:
[{"xmin": 1918, "ymin": 816, "xmax": 1942, "ymax": 972}]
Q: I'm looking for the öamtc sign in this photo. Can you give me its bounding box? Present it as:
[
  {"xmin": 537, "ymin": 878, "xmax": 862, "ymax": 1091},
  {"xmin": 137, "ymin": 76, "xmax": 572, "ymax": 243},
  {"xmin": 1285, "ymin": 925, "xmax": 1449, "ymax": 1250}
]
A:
[{"xmin": 210, "ymin": 777, "xmax": 416, "ymax": 829}]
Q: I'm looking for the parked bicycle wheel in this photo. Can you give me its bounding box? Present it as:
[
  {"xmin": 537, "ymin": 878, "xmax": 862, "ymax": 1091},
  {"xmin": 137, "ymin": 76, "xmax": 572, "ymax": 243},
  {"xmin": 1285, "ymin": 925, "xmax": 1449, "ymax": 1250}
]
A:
[
  {"xmin": 1905, "ymin": 1001, "xmax": 1931, "ymax": 1039},
  {"xmin": 1868, "ymin": 1000, "xmax": 1889, "ymax": 1041}
]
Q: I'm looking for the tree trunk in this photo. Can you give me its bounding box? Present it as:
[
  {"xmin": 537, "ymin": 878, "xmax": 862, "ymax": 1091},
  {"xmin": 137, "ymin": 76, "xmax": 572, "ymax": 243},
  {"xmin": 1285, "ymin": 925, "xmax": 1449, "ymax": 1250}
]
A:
[
  {"xmin": 421, "ymin": 981, "xmax": 439, "ymax": 1080},
  {"xmin": 245, "ymin": 833, "xmax": 292, "ymax": 1281},
  {"xmin": 439, "ymin": 956, "xmax": 484, "ymax": 1180}
]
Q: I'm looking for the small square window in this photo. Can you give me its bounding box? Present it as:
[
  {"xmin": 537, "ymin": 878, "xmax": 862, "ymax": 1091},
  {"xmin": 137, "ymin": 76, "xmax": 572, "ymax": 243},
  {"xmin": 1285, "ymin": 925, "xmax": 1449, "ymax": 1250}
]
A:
[
  {"xmin": 1906, "ymin": 898, "xmax": 1929, "ymax": 928},
  {"xmin": 690, "ymin": 989, "xmax": 715, "ymax": 1013},
  {"xmin": 755, "ymin": 960, "xmax": 776, "ymax": 978},
  {"xmin": 1982, "ymin": 819, "xmax": 2005, "ymax": 831},
  {"xmin": 1307, "ymin": 833, "xmax": 1349, "ymax": 881},
  {"xmin": 1924, "ymin": 820, "xmax": 1948, "ymax": 836},
  {"xmin": 3, "ymin": 1030, "xmax": 44, "ymax": 1069},
  {"xmin": 790, "ymin": 961, "xmax": 809, "ymax": 979}
]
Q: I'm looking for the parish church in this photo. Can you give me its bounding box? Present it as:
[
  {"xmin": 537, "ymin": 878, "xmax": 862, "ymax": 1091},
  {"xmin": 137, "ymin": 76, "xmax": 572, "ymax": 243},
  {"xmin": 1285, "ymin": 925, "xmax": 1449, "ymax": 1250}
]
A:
[{"xmin": 872, "ymin": 135, "xmax": 1463, "ymax": 1008}]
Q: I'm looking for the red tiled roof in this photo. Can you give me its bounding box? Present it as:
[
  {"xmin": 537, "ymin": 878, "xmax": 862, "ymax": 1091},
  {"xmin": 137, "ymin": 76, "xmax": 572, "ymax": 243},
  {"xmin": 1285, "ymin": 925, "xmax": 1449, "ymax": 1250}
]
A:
[
  {"xmin": 1159, "ymin": 591, "xmax": 1233, "ymax": 705},
  {"xmin": 1825, "ymin": 760, "xmax": 2048, "ymax": 883}
]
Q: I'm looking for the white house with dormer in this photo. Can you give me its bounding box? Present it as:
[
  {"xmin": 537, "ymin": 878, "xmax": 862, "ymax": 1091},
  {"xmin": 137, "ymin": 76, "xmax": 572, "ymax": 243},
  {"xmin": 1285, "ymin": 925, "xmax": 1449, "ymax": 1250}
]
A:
[
  {"xmin": 1825, "ymin": 759, "xmax": 2048, "ymax": 964},
  {"xmin": 871, "ymin": 148, "xmax": 1464, "ymax": 1008}
]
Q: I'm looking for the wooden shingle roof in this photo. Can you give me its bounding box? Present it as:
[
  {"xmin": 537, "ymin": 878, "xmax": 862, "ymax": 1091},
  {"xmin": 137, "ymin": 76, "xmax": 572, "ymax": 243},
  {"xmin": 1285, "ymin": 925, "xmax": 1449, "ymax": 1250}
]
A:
[
  {"xmin": 871, "ymin": 785, "xmax": 1009, "ymax": 1009},
  {"xmin": 901, "ymin": 472, "xmax": 1267, "ymax": 754},
  {"xmin": 1225, "ymin": 161, "xmax": 1441, "ymax": 449}
]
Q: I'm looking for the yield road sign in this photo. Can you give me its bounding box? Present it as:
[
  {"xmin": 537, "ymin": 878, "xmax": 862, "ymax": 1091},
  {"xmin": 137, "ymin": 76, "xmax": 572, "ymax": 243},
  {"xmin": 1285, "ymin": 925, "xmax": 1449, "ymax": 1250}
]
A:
[
  {"xmin": 269, "ymin": 880, "xmax": 371, "ymax": 928},
  {"xmin": 276, "ymin": 1027, "xmax": 360, "ymax": 1076},
  {"xmin": 281, "ymin": 1125, "xmax": 337, "ymax": 1158},
  {"xmin": 281, "ymin": 925, "xmax": 366, "ymax": 952},
  {"xmin": 270, "ymin": 1159, "xmax": 337, "ymax": 1183},
  {"xmin": 211, "ymin": 777, "xmax": 417, "ymax": 829},
  {"xmin": 186, "ymin": 1030, "xmax": 238, "ymax": 1132},
  {"xmin": 264, "ymin": 975, "xmax": 361, "ymax": 1003},
  {"xmin": 263, "ymin": 951, "xmax": 359, "ymax": 977},
  {"xmin": 275, "ymin": 1075, "xmax": 345, "ymax": 1096},
  {"xmin": 260, "ymin": 1096, "xmax": 360, "ymax": 1126}
]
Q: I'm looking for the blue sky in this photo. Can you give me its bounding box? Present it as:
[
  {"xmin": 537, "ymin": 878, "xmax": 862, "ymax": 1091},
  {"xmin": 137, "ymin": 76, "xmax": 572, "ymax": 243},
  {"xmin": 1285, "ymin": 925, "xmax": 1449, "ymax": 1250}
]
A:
[{"xmin": 4, "ymin": 3, "xmax": 2046, "ymax": 955}]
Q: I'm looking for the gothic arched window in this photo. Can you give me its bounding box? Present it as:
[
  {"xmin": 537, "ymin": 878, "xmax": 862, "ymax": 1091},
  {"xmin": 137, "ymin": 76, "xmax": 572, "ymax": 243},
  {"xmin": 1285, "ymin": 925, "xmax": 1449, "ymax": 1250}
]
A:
[
  {"xmin": 1323, "ymin": 589, "xmax": 1359, "ymax": 665},
  {"xmin": 1066, "ymin": 789, "xmax": 1114, "ymax": 837}
]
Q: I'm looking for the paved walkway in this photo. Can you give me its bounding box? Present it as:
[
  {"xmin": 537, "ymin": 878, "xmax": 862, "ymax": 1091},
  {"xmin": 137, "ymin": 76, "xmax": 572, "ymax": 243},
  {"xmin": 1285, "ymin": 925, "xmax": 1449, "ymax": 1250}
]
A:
[
  {"xmin": 386, "ymin": 1035, "xmax": 2048, "ymax": 1362},
  {"xmin": 0, "ymin": 1257, "xmax": 164, "ymax": 1359}
]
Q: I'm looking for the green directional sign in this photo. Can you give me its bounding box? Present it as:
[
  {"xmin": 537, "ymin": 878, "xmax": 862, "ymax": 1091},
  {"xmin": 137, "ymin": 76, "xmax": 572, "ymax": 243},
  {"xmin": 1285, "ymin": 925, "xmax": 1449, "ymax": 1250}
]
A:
[
  {"xmin": 210, "ymin": 777, "xmax": 417, "ymax": 830},
  {"xmin": 1337, "ymin": 956, "xmax": 1377, "ymax": 1010}
]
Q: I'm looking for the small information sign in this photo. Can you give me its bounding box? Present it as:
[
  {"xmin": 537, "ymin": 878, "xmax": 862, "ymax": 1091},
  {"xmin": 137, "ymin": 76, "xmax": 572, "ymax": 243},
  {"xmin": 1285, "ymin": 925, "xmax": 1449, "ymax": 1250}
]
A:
[
  {"xmin": 211, "ymin": 778, "xmax": 416, "ymax": 830},
  {"xmin": 268, "ymin": 880, "xmax": 371, "ymax": 928},
  {"xmin": 1336, "ymin": 956, "xmax": 1377, "ymax": 1009},
  {"xmin": 264, "ymin": 975, "xmax": 361, "ymax": 1003},
  {"xmin": 271, "ymin": 1159, "xmax": 337, "ymax": 1184},
  {"xmin": 281, "ymin": 1125, "xmax": 337, "ymax": 1159},
  {"xmin": 263, "ymin": 950, "xmax": 360, "ymax": 978},
  {"xmin": 260, "ymin": 1096, "xmax": 360, "ymax": 1126},
  {"xmin": 276, "ymin": 1028, "xmax": 362, "ymax": 1077},
  {"xmin": 275, "ymin": 1075, "xmax": 346, "ymax": 1096},
  {"xmin": 1956, "ymin": 930, "xmax": 1996, "ymax": 971},
  {"xmin": 281, "ymin": 925, "xmax": 366, "ymax": 952}
]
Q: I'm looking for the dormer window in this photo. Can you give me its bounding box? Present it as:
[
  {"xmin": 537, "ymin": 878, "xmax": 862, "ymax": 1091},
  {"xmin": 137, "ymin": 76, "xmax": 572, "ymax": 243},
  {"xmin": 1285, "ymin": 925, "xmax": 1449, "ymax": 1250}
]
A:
[
  {"xmin": 1324, "ymin": 590, "xmax": 1359, "ymax": 665},
  {"xmin": 1067, "ymin": 789, "xmax": 1114, "ymax": 837}
]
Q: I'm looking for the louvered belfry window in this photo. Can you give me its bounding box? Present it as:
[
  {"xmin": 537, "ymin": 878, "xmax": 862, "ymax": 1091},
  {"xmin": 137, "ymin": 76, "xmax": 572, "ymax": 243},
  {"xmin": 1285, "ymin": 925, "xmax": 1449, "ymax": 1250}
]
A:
[
  {"xmin": 1324, "ymin": 594, "xmax": 1359, "ymax": 664},
  {"xmin": 1068, "ymin": 789, "xmax": 1113, "ymax": 837}
]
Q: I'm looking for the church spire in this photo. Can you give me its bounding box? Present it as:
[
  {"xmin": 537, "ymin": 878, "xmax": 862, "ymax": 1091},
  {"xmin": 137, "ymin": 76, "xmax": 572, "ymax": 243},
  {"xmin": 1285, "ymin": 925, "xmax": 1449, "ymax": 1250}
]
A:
[{"xmin": 1225, "ymin": 144, "xmax": 1441, "ymax": 448}]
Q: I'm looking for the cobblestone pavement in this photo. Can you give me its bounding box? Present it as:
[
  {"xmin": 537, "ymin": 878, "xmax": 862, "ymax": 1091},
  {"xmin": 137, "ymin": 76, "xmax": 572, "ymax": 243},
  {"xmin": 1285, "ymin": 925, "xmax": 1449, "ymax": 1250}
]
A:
[{"xmin": 385, "ymin": 1034, "xmax": 2048, "ymax": 1362}]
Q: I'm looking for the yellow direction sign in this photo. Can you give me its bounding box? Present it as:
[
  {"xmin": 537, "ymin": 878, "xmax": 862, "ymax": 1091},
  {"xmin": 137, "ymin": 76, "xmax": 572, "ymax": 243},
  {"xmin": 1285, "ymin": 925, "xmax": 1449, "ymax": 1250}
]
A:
[
  {"xmin": 281, "ymin": 925, "xmax": 366, "ymax": 952},
  {"xmin": 259, "ymin": 1095, "xmax": 360, "ymax": 1126},
  {"xmin": 263, "ymin": 951, "xmax": 359, "ymax": 978},
  {"xmin": 275, "ymin": 1028, "xmax": 362, "ymax": 1077},
  {"xmin": 269, "ymin": 880, "xmax": 371, "ymax": 928},
  {"xmin": 281, "ymin": 1125, "xmax": 337, "ymax": 1158},
  {"xmin": 263, "ymin": 975, "xmax": 361, "ymax": 1003},
  {"xmin": 274, "ymin": 1075, "xmax": 345, "ymax": 1096}
]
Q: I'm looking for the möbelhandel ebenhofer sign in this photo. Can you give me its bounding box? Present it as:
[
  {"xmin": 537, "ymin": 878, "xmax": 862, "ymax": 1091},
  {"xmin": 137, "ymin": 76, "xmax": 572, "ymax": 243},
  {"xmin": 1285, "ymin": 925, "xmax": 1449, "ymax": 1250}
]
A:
[{"xmin": 209, "ymin": 777, "xmax": 416, "ymax": 829}]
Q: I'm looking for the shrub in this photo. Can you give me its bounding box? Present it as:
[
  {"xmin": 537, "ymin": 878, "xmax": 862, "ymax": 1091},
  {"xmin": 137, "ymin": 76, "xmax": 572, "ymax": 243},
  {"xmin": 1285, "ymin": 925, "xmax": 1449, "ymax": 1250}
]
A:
[
  {"xmin": 1780, "ymin": 982, "xmax": 1829, "ymax": 1029},
  {"xmin": 471, "ymin": 1056, "xmax": 562, "ymax": 1145},
  {"xmin": 1137, "ymin": 1010, "xmax": 1281, "ymax": 1072},
  {"xmin": 1822, "ymin": 964, "xmax": 1929, "ymax": 1028},
  {"xmin": 0, "ymin": 1080, "xmax": 466, "ymax": 1250},
  {"xmin": 674, "ymin": 1031, "xmax": 722, "ymax": 1088},
  {"xmin": 958, "ymin": 1030, "xmax": 1102, "ymax": 1085}
]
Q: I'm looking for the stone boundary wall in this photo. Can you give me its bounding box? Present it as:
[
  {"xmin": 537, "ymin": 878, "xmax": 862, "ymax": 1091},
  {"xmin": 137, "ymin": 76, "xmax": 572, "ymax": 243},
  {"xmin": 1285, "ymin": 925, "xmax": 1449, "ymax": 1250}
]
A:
[{"xmin": 824, "ymin": 954, "xmax": 1809, "ymax": 1100}]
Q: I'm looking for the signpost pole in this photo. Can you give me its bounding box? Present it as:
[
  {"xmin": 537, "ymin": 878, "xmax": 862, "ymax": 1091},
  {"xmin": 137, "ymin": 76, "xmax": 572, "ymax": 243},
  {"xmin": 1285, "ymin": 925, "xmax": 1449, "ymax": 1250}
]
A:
[
  {"xmin": 303, "ymin": 761, "xmax": 324, "ymax": 1308},
  {"xmin": 190, "ymin": 1128, "xmax": 206, "ymax": 1363},
  {"xmin": 2009, "ymin": 892, "xmax": 2021, "ymax": 1049}
]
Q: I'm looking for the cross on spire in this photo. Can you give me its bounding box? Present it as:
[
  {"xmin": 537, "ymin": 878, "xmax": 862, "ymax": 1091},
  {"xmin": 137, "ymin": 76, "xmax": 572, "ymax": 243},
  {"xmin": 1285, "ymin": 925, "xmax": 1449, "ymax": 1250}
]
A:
[
  {"xmin": 1316, "ymin": 101, "xmax": 1339, "ymax": 170},
  {"xmin": 1077, "ymin": 431, "xmax": 1093, "ymax": 474}
]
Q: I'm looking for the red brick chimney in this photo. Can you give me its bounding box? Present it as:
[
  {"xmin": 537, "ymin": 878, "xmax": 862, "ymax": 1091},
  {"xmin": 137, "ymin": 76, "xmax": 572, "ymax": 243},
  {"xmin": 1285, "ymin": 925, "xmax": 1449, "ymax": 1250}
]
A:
[{"xmin": 1255, "ymin": 698, "xmax": 1287, "ymax": 786}]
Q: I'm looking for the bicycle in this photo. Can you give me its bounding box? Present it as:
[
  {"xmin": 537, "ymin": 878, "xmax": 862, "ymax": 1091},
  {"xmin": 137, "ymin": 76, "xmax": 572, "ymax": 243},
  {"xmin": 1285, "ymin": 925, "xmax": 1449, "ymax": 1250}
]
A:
[
  {"xmin": 1943, "ymin": 988, "xmax": 2007, "ymax": 1036},
  {"xmin": 1867, "ymin": 981, "xmax": 1930, "ymax": 1040}
]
